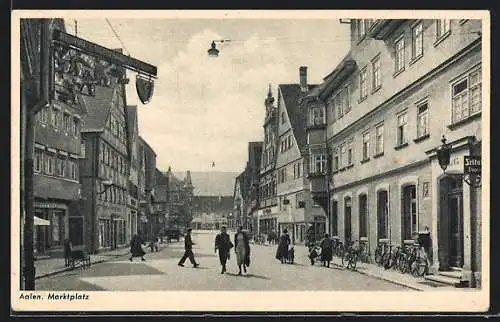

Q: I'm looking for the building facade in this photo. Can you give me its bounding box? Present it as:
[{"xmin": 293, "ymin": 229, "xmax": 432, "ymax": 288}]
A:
[
  {"xmin": 138, "ymin": 136, "xmax": 157, "ymax": 238},
  {"xmin": 126, "ymin": 106, "xmax": 140, "ymax": 243},
  {"xmin": 307, "ymin": 19, "xmax": 482, "ymax": 287},
  {"xmin": 79, "ymin": 57, "xmax": 131, "ymax": 253},
  {"xmin": 22, "ymin": 19, "xmax": 86, "ymax": 256},
  {"xmin": 191, "ymin": 195, "xmax": 234, "ymax": 230},
  {"xmin": 257, "ymin": 86, "xmax": 279, "ymax": 237}
]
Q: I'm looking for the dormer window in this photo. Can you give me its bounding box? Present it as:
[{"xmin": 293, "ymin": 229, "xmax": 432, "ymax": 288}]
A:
[{"xmin": 309, "ymin": 105, "xmax": 326, "ymax": 126}]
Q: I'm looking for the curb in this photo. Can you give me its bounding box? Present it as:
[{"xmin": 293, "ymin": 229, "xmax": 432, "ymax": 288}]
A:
[
  {"xmin": 35, "ymin": 253, "xmax": 129, "ymax": 280},
  {"xmin": 352, "ymin": 268, "xmax": 426, "ymax": 291}
]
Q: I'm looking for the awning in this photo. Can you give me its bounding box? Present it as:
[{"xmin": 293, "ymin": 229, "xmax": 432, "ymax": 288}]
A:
[{"xmin": 34, "ymin": 216, "xmax": 50, "ymax": 226}]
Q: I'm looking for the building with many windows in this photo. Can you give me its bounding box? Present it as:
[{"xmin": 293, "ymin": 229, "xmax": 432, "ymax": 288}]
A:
[
  {"xmin": 23, "ymin": 19, "xmax": 86, "ymax": 256},
  {"xmin": 137, "ymin": 136, "xmax": 157, "ymax": 238},
  {"xmin": 78, "ymin": 53, "xmax": 131, "ymax": 253},
  {"xmin": 306, "ymin": 18, "xmax": 482, "ymax": 287},
  {"xmin": 126, "ymin": 106, "xmax": 140, "ymax": 243}
]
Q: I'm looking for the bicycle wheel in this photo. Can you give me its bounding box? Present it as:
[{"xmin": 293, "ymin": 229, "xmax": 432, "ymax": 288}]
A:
[
  {"xmin": 348, "ymin": 253, "xmax": 357, "ymax": 270},
  {"xmin": 374, "ymin": 247, "xmax": 383, "ymax": 265},
  {"xmin": 382, "ymin": 251, "xmax": 392, "ymax": 269},
  {"xmin": 341, "ymin": 252, "xmax": 349, "ymax": 268},
  {"xmin": 412, "ymin": 257, "xmax": 428, "ymax": 277},
  {"xmin": 397, "ymin": 255, "xmax": 407, "ymax": 274}
]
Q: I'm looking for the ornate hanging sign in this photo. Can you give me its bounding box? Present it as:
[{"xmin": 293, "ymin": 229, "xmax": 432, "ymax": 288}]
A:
[{"xmin": 136, "ymin": 74, "xmax": 155, "ymax": 105}]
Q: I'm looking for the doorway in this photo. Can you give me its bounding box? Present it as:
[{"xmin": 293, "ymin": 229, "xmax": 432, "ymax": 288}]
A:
[
  {"xmin": 439, "ymin": 175, "xmax": 464, "ymax": 269},
  {"xmin": 344, "ymin": 197, "xmax": 352, "ymax": 243}
]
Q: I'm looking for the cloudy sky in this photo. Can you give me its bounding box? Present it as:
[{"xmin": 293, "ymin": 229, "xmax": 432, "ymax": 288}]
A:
[{"xmin": 66, "ymin": 14, "xmax": 351, "ymax": 173}]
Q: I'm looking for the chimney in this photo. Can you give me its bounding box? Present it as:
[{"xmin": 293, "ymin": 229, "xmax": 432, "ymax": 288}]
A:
[{"xmin": 299, "ymin": 66, "xmax": 308, "ymax": 93}]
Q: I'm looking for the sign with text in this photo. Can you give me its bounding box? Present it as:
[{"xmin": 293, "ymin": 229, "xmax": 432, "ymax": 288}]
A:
[{"xmin": 464, "ymin": 156, "xmax": 481, "ymax": 175}]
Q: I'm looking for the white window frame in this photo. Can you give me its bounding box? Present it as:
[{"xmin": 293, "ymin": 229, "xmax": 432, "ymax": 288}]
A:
[
  {"xmin": 411, "ymin": 22, "xmax": 423, "ymax": 59},
  {"xmin": 344, "ymin": 84, "xmax": 352, "ymax": 114},
  {"xmin": 362, "ymin": 131, "xmax": 370, "ymax": 161},
  {"xmin": 451, "ymin": 67, "xmax": 482, "ymax": 123},
  {"xmin": 394, "ymin": 36, "xmax": 405, "ymax": 73},
  {"xmin": 375, "ymin": 123, "xmax": 384, "ymax": 155},
  {"xmin": 396, "ymin": 111, "xmax": 408, "ymax": 146},
  {"xmin": 372, "ymin": 57, "xmax": 381, "ymax": 90},
  {"xmin": 416, "ymin": 101, "xmax": 429, "ymax": 138},
  {"xmin": 45, "ymin": 153, "xmax": 55, "ymax": 175},
  {"xmin": 34, "ymin": 149, "xmax": 43, "ymax": 173},
  {"xmin": 360, "ymin": 67, "xmax": 368, "ymax": 100},
  {"xmin": 347, "ymin": 139, "xmax": 353, "ymax": 166},
  {"xmin": 436, "ymin": 19, "xmax": 451, "ymax": 40},
  {"xmin": 310, "ymin": 154, "xmax": 327, "ymax": 174}
]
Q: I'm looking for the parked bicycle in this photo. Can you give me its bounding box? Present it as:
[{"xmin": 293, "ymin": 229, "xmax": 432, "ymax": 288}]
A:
[
  {"xmin": 341, "ymin": 240, "xmax": 358, "ymax": 270},
  {"xmin": 374, "ymin": 240, "xmax": 390, "ymax": 267},
  {"xmin": 334, "ymin": 239, "xmax": 344, "ymax": 258},
  {"xmin": 358, "ymin": 239, "xmax": 372, "ymax": 264},
  {"xmin": 397, "ymin": 242, "xmax": 428, "ymax": 277}
]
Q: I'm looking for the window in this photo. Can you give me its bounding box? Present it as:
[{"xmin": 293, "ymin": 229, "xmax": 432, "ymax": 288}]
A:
[
  {"xmin": 57, "ymin": 156, "xmax": 66, "ymax": 177},
  {"xmin": 347, "ymin": 140, "xmax": 353, "ymax": 165},
  {"xmin": 51, "ymin": 107, "xmax": 60, "ymax": 128},
  {"xmin": 288, "ymin": 135, "xmax": 293, "ymax": 148},
  {"xmin": 69, "ymin": 160, "xmax": 78, "ymax": 180},
  {"xmin": 358, "ymin": 19, "xmax": 366, "ymax": 40},
  {"xmin": 63, "ymin": 113, "xmax": 71, "ymax": 133},
  {"xmin": 360, "ymin": 68, "xmax": 368, "ymax": 99},
  {"xmin": 297, "ymin": 161, "xmax": 301, "ymax": 178},
  {"xmin": 436, "ymin": 19, "xmax": 451, "ymax": 39},
  {"xmin": 377, "ymin": 190, "xmax": 389, "ymax": 240},
  {"xmin": 372, "ymin": 57, "xmax": 381, "ymax": 90},
  {"xmin": 333, "ymin": 148, "xmax": 339, "ymax": 171},
  {"xmin": 344, "ymin": 84, "xmax": 351, "ymax": 114},
  {"xmin": 359, "ymin": 194, "xmax": 368, "ymax": 238},
  {"xmin": 402, "ymin": 185, "xmax": 418, "ymax": 240},
  {"xmin": 100, "ymin": 143, "xmax": 105, "ymax": 162},
  {"xmin": 311, "ymin": 155, "xmax": 327, "ymax": 174},
  {"xmin": 339, "ymin": 144, "xmax": 346, "ymax": 169},
  {"xmin": 395, "ymin": 37, "xmax": 405, "ymax": 73},
  {"xmin": 417, "ymin": 102, "xmax": 429, "ymax": 138},
  {"xmin": 281, "ymin": 111, "xmax": 286, "ymax": 124},
  {"xmin": 411, "ymin": 22, "xmax": 423, "ymax": 59},
  {"xmin": 72, "ymin": 118, "xmax": 79, "ymax": 136},
  {"xmin": 396, "ymin": 112, "xmax": 408, "ymax": 146},
  {"xmin": 375, "ymin": 123, "xmax": 384, "ymax": 155},
  {"xmin": 362, "ymin": 131, "xmax": 370, "ymax": 161},
  {"xmin": 81, "ymin": 140, "xmax": 86, "ymax": 158},
  {"xmin": 39, "ymin": 106, "xmax": 49, "ymax": 124},
  {"xmin": 295, "ymin": 192, "xmax": 304, "ymax": 208},
  {"xmin": 452, "ymin": 68, "xmax": 482, "ymax": 123},
  {"xmin": 51, "ymin": 210, "xmax": 65, "ymax": 246},
  {"xmin": 34, "ymin": 149, "xmax": 43, "ymax": 173},
  {"xmin": 312, "ymin": 107, "xmax": 325, "ymax": 125},
  {"xmin": 335, "ymin": 94, "xmax": 343, "ymax": 119},
  {"xmin": 45, "ymin": 154, "xmax": 55, "ymax": 175}
]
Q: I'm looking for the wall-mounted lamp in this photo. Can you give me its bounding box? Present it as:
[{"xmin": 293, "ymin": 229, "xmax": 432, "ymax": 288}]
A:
[{"xmin": 436, "ymin": 135, "xmax": 451, "ymax": 173}]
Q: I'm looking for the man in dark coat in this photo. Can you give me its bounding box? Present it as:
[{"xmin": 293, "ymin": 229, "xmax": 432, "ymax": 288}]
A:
[
  {"xmin": 130, "ymin": 234, "xmax": 146, "ymax": 261},
  {"xmin": 276, "ymin": 229, "xmax": 291, "ymax": 264},
  {"xmin": 178, "ymin": 228, "xmax": 199, "ymax": 268},
  {"xmin": 215, "ymin": 226, "xmax": 233, "ymax": 274},
  {"xmin": 320, "ymin": 233, "xmax": 333, "ymax": 267}
]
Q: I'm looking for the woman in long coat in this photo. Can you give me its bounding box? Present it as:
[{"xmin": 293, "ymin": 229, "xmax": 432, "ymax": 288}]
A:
[
  {"xmin": 234, "ymin": 226, "xmax": 250, "ymax": 275},
  {"xmin": 319, "ymin": 233, "xmax": 333, "ymax": 267},
  {"xmin": 129, "ymin": 234, "xmax": 146, "ymax": 261},
  {"xmin": 276, "ymin": 229, "xmax": 291, "ymax": 264}
]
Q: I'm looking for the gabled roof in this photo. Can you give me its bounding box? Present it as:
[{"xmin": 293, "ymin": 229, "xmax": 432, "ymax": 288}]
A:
[
  {"xmin": 278, "ymin": 83, "xmax": 317, "ymax": 151},
  {"xmin": 80, "ymin": 85, "xmax": 115, "ymax": 132}
]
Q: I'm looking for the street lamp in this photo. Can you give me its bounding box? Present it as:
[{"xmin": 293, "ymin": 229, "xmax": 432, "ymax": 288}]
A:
[
  {"xmin": 436, "ymin": 135, "xmax": 452, "ymax": 173},
  {"xmin": 436, "ymin": 134, "xmax": 482, "ymax": 188},
  {"xmin": 207, "ymin": 39, "xmax": 231, "ymax": 57}
]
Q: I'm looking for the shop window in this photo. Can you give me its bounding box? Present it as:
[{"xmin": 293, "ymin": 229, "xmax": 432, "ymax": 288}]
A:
[{"xmin": 51, "ymin": 210, "xmax": 65, "ymax": 246}]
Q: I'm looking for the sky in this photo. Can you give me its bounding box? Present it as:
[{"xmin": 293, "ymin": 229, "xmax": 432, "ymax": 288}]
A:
[{"xmin": 66, "ymin": 16, "xmax": 351, "ymax": 173}]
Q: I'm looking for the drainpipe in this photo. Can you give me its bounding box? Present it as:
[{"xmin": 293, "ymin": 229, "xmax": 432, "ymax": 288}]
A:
[{"xmin": 23, "ymin": 19, "xmax": 50, "ymax": 290}]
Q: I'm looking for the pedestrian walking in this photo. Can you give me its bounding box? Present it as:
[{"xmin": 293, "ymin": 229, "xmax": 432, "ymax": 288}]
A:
[
  {"xmin": 178, "ymin": 228, "xmax": 199, "ymax": 268},
  {"xmin": 130, "ymin": 234, "xmax": 146, "ymax": 262},
  {"xmin": 64, "ymin": 238, "xmax": 72, "ymax": 267},
  {"xmin": 234, "ymin": 226, "xmax": 250, "ymax": 275},
  {"xmin": 215, "ymin": 226, "xmax": 233, "ymax": 274},
  {"xmin": 320, "ymin": 233, "xmax": 333, "ymax": 267},
  {"xmin": 276, "ymin": 229, "xmax": 291, "ymax": 264}
]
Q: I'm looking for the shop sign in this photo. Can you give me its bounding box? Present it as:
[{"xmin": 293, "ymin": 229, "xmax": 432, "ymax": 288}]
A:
[
  {"xmin": 35, "ymin": 202, "xmax": 67, "ymax": 209},
  {"xmin": 464, "ymin": 156, "xmax": 481, "ymax": 175}
]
